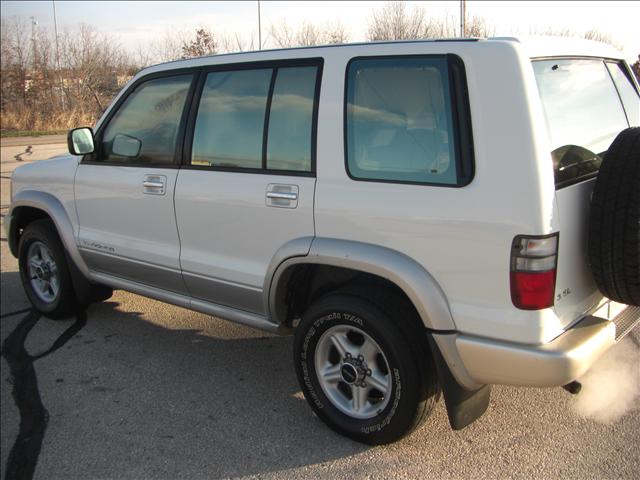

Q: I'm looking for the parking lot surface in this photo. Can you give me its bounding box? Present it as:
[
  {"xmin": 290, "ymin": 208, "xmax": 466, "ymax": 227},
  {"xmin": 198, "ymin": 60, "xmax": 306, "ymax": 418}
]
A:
[{"xmin": 1, "ymin": 141, "xmax": 639, "ymax": 479}]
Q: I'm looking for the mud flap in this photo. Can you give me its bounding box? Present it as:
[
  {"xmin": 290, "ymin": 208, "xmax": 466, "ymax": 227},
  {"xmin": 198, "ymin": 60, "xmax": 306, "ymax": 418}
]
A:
[
  {"xmin": 428, "ymin": 336, "xmax": 491, "ymax": 430},
  {"xmin": 64, "ymin": 250, "xmax": 113, "ymax": 306}
]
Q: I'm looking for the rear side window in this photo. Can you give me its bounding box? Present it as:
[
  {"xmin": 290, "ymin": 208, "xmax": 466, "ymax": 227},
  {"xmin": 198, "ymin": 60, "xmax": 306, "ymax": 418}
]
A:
[
  {"xmin": 191, "ymin": 63, "xmax": 321, "ymax": 173},
  {"xmin": 192, "ymin": 69, "xmax": 272, "ymax": 169},
  {"xmin": 100, "ymin": 75, "xmax": 193, "ymax": 165},
  {"xmin": 345, "ymin": 56, "xmax": 469, "ymax": 186},
  {"xmin": 606, "ymin": 62, "xmax": 640, "ymax": 126},
  {"xmin": 267, "ymin": 67, "xmax": 317, "ymax": 172},
  {"xmin": 533, "ymin": 59, "xmax": 631, "ymax": 188}
]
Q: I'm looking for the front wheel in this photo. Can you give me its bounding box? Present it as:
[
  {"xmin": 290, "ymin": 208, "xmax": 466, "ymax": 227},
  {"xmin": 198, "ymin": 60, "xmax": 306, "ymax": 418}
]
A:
[
  {"xmin": 18, "ymin": 219, "xmax": 78, "ymax": 319},
  {"xmin": 293, "ymin": 293, "xmax": 439, "ymax": 444}
]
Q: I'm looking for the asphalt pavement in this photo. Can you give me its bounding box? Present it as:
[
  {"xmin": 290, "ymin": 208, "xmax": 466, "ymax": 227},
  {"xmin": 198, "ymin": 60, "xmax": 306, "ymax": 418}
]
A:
[
  {"xmin": 1, "ymin": 139, "xmax": 639, "ymax": 479},
  {"xmin": 0, "ymin": 134, "xmax": 66, "ymax": 147}
]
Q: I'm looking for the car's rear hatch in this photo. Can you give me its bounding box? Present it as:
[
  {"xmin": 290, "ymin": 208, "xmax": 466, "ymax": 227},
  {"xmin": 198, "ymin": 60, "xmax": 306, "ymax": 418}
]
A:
[{"xmin": 532, "ymin": 57, "xmax": 640, "ymax": 328}]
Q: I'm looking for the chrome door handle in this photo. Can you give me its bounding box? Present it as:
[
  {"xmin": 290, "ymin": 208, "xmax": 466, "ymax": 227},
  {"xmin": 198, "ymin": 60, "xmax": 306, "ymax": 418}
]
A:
[
  {"xmin": 143, "ymin": 181, "xmax": 165, "ymax": 189},
  {"xmin": 143, "ymin": 175, "xmax": 166, "ymax": 195},
  {"xmin": 266, "ymin": 191, "xmax": 298, "ymax": 201},
  {"xmin": 265, "ymin": 184, "xmax": 299, "ymax": 208}
]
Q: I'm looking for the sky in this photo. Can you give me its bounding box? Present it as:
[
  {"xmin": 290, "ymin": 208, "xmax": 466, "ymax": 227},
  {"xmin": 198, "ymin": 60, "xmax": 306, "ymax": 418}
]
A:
[{"xmin": 1, "ymin": 1, "xmax": 639, "ymax": 63}]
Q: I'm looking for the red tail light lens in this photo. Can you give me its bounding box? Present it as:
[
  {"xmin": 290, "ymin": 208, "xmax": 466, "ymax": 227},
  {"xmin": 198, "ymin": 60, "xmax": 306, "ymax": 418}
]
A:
[{"xmin": 510, "ymin": 234, "xmax": 559, "ymax": 310}]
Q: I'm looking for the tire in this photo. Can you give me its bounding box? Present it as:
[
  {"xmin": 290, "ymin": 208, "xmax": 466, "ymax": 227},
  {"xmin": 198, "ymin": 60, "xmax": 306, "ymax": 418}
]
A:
[
  {"xmin": 293, "ymin": 293, "xmax": 439, "ymax": 444},
  {"xmin": 588, "ymin": 127, "xmax": 640, "ymax": 306},
  {"xmin": 18, "ymin": 219, "xmax": 78, "ymax": 319}
]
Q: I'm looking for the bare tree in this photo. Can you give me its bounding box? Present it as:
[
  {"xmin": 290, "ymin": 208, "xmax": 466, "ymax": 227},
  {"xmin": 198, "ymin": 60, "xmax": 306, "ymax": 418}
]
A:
[
  {"xmin": 323, "ymin": 22, "xmax": 350, "ymax": 44},
  {"xmin": 465, "ymin": 15, "xmax": 496, "ymax": 37},
  {"xmin": 1, "ymin": 18, "xmax": 131, "ymax": 131},
  {"xmin": 583, "ymin": 28, "xmax": 623, "ymax": 50},
  {"xmin": 1, "ymin": 17, "xmax": 31, "ymax": 107},
  {"xmin": 269, "ymin": 19, "xmax": 349, "ymax": 47},
  {"xmin": 268, "ymin": 20, "xmax": 295, "ymax": 48},
  {"xmin": 133, "ymin": 44, "xmax": 155, "ymax": 69},
  {"xmin": 61, "ymin": 24, "xmax": 128, "ymax": 112},
  {"xmin": 219, "ymin": 31, "xmax": 255, "ymax": 53},
  {"xmin": 149, "ymin": 29, "xmax": 188, "ymax": 63},
  {"xmin": 296, "ymin": 21, "xmax": 322, "ymax": 47},
  {"xmin": 431, "ymin": 14, "xmax": 456, "ymax": 38},
  {"xmin": 181, "ymin": 27, "xmax": 217, "ymax": 58},
  {"xmin": 529, "ymin": 26, "xmax": 622, "ymax": 50},
  {"xmin": 366, "ymin": 1, "xmax": 438, "ymax": 41}
]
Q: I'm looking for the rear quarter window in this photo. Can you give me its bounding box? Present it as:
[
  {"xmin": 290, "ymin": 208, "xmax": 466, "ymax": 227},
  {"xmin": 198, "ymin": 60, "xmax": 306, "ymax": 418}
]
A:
[
  {"xmin": 533, "ymin": 59, "xmax": 633, "ymax": 188},
  {"xmin": 606, "ymin": 62, "xmax": 640, "ymax": 126},
  {"xmin": 345, "ymin": 55, "xmax": 473, "ymax": 186}
]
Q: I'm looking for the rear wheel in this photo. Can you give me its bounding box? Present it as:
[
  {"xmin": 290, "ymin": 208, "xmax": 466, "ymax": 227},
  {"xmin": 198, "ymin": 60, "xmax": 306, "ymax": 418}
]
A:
[
  {"xmin": 589, "ymin": 127, "xmax": 640, "ymax": 306},
  {"xmin": 293, "ymin": 293, "xmax": 439, "ymax": 444},
  {"xmin": 18, "ymin": 219, "xmax": 78, "ymax": 319}
]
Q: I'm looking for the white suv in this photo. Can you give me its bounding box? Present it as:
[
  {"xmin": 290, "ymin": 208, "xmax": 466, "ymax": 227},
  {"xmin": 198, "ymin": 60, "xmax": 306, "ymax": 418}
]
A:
[{"xmin": 6, "ymin": 37, "xmax": 640, "ymax": 444}]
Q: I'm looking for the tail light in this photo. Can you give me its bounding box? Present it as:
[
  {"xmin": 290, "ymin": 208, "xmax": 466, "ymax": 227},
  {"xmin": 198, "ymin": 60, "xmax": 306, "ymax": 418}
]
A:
[{"xmin": 510, "ymin": 233, "xmax": 559, "ymax": 310}]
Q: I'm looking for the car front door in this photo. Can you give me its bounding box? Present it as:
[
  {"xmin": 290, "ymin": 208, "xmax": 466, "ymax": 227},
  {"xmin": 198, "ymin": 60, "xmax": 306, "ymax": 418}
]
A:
[
  {"xmin": 75, "ymin": 72, "xmax": 195, "ymax": 294},
  {"xmin": 174, "ymin": 60, "xmax": 322, "ymax": 314}
]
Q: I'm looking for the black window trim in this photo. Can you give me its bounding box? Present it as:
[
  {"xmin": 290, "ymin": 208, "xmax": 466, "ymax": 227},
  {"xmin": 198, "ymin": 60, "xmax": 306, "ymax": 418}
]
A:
[
  {"xmin": 82, "ymin": 67, "xmax": 200, "ymax": 169},
  {"xmin": 182, "ymin": 57, "xmax": 324, "ymax": 177},
  {"xmin": 343, "ymin": 53, "xmax": 475, "ymax": 188},
  {"xmin": 262, "ymin": 68, "xmax": 279, "ymax": 170}
]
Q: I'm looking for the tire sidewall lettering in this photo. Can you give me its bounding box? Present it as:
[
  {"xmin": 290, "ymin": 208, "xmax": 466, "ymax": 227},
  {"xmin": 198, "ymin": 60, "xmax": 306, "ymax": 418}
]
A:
[{"xmin": 299, "ymin": 309, "xmax": 400, "ymax": 435}]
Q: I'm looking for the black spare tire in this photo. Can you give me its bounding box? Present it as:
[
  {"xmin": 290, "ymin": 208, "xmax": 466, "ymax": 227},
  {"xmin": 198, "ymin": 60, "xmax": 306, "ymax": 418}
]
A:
[{"xmin": 588, "ymin": 127, "xmax": 640, "ymax": 306}]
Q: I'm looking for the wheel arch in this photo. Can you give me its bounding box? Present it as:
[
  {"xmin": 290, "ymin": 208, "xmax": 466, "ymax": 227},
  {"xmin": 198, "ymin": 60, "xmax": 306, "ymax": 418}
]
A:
[
  {"xmin": 266, "ymin": 237, "xmax": 455, "ymax": 331},
  {"xmin": 8, "ymin": 190, "xmax": 90, "ymax": 278}
]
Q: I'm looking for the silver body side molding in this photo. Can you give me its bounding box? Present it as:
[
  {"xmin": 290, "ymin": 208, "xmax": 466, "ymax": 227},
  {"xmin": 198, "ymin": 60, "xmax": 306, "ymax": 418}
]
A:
[{"xmin": 89, "ymin": 271, "xmax": 281, "ymax": 334}]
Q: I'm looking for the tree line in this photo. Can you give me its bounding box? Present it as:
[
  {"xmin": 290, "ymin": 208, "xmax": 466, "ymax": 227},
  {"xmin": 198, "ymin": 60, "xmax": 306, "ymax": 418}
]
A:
[{"xmin": 1, "ymin": 1, "xmax": 637, "ymax": 133}]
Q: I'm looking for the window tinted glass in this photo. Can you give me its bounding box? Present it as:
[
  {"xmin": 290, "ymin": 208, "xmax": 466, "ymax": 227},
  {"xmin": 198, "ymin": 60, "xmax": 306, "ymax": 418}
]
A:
[
  {"xmin": 192, "ymin": 69, "xmax": 271, "ymax": 168},
  {"xmin": 266, "ymin": 67, "xmax": 317, "ymax": 171},
  {"xmin": 101, "ymin": 75, "xmax": 192, "ymax": 164},
  {"xmin": 346, "ymin": 57, "xmax": 457, "ymax": 185},
  {"xmin": 533, "ymin": 59, "xmax": 629, "ymax": 187},
  {"xmin": 606, "ymin": 62, "xmax": 640, "ymax": 126}
]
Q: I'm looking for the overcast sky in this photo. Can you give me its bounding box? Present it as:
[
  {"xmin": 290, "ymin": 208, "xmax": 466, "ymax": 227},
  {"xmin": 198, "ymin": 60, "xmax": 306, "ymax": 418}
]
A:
[{"xmin": 2, "ymin": 1, "xmax": 639, "ymax": 62}]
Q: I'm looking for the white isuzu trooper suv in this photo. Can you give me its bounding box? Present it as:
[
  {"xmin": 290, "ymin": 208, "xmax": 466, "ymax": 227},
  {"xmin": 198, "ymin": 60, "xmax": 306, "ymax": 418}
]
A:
[{"xmin": 6, "ymin": 36, "xmax": 640, "ymax": 444}]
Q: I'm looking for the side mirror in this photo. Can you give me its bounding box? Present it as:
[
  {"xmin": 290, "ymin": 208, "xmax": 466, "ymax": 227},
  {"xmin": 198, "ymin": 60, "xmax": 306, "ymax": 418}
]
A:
[
  {"xmin": 68, "ymin": 127, "xmax": 95, "ymax": 155},
  {"xmin": 112, "ymin": 133, "xmax": 142, "ymax": 158}
]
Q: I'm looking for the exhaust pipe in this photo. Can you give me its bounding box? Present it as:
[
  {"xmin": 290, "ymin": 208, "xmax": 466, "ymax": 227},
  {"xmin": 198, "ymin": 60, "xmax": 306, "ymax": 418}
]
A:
[{"xmin": 562, "ymin": 381, "xmax": 582, "ymax": 395}]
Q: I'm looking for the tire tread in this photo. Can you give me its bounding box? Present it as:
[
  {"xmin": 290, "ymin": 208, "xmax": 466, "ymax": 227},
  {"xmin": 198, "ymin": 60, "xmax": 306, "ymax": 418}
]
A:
[{"xmin": 589, "ymin": 127, "xmax": 640, "ymax": 306}]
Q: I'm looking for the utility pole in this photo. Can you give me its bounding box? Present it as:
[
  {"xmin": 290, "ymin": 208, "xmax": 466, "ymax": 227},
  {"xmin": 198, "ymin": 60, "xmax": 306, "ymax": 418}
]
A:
[
  {"xmin": 52, "ymin": 0, "xmax": 65, "ymax": 109},
  {"xmin": 257, "ymin": 0, "xmax": 262, "ymax": 50},
  {"xmin": 30, "ymin": 16, "xmax": 38, "ymax": 69},
  {"xmin": 460, "ymin": 0, "xmax": 466, "ymax": 38}
]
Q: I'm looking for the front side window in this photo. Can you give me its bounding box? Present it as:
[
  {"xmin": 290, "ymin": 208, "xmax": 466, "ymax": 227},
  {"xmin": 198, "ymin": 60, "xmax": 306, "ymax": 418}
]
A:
[
  {"xmin": 346, "ymin": 56, "xmax": 460, "ymax": 185},
  {"xmin": 100, "ymin": 75, "xmax": 193, "ymax": 165},
  {"xmin": 533, "ymin": 59, "xmax": 630, "ymax": 188}
]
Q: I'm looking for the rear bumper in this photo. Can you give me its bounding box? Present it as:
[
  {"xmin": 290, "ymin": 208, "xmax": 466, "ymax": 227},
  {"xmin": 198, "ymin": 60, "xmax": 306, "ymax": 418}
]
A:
[{"xmin": 435, "ymin": 303, "xmax": 640, "ymax": 389}]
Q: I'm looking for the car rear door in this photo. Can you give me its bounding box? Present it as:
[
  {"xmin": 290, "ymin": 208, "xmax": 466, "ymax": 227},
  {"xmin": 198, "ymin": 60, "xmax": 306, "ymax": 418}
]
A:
[
  {"xmin": 75, "ymin": 72, "xmax": 196, "ymax": 294},
  {"xmin": 174, "ymin": 60, "xmax": 322, "ymax": 314},
  {"xmin": 533, "ymin": 58, "xmax": 639, "ymax": 325}
]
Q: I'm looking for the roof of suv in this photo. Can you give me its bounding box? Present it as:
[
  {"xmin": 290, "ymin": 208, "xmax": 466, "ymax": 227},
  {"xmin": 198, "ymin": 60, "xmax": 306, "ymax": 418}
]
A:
[
  {"xmin": 136, "ymin": 35, "xmax": 625, "ymax": 81},
  {"xmin": 510, "ymin": 35, "xmax": 623, "ymax": 60}
]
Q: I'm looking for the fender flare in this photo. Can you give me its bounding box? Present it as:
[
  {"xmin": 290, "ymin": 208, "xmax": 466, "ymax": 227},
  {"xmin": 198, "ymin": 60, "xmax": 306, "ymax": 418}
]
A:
[
  {"xmin": 267, "ymin": 237, "xmax": 455, "ymax": 331},
  {"xmin": 8, "ymin": 190, "xmax": 90, "ymax": 278}
]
